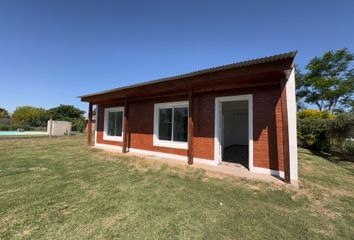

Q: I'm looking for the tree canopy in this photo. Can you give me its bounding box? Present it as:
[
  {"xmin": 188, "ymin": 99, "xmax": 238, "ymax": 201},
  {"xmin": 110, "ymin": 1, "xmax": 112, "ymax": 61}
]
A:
[
  {"xmin": 296, "ymin": 48, "xmax": 354, "ymax": 113},
  {"xmin": 47, "ymin": 105, "xmax": 86, "ymax": 132},
  {"xmin": 0, "ymin": 108, "xmax": 9, "ymax": 118},
  {"xmin": 47, "ymin": 105, "xmax": 85, "ymax": 121},
  {"xmin": 5, "ymin": 105, "xmax": 86, "ymax": 131},
  {"xmin": 12, "ymin": 106, "xmax": 48, "ymax": 127}
]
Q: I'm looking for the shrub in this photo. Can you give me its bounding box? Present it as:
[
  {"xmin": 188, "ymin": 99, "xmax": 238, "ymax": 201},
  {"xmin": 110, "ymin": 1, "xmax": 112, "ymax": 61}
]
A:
[
  {"xmin": 297, "ymin": 109, "xmax": 334, "ymax": 151},
  {"xmin": 342, "ymin": 139, "xmax": 354, "ymax": 155},
  {"xmin": 0, "ymin": 124, "xmax": 10, "ymax": 131},
  {"xmin": 12, "ymin": 106, "xmax": 48, "ymax": 127},
  {"xmin": 297, "ymin": 109, "xmax": 336, "ymax": 151},
  {"xmin": 297, "ymin": 110, "xmax": 354, "ymax": 155},
  {"xmin": 72, "ymin": 118, "xmax": 86, "ymax": 132},
  {"xmin": 297, "ymin": 118, "xmax": 330, "ymax": 151},
  {"xmin": 0, "ymin": 123, "xmax": 34, "ymax": 131},
  {"xmin": 329, "ymin": 112, "xmax": 354, "ymax": 153},
  {"xmin": 297, "ymin": 109, "xmax": 335, "ymax": 120},
  {"xmin": 0, "ymin": 118, "xmax": 11, "ymax": 125}
]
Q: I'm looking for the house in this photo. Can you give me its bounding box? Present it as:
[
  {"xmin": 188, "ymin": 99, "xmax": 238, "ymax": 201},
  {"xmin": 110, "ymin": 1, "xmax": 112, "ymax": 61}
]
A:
[{"xmin": 80, "ymin": 52, "xmax": 298, "ymax": 184}]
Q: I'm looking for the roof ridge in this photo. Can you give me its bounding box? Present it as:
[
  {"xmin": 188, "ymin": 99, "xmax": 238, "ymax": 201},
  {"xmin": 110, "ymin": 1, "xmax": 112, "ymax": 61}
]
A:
[{"xmin": 173, "ymin": 51, "xmax": 297, "ymax": 76}]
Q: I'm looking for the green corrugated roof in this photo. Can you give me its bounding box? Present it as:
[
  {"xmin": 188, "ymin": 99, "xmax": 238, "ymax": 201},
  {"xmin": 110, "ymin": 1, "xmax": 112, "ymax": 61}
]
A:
[{"xmin": 79, "ymin": 51, "xmax": 297, "ymax": 99}]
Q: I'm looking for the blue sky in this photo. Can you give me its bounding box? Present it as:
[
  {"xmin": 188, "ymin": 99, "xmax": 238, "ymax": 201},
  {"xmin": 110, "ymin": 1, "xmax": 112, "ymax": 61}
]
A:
[{"xmin": 0, "ymin": 0, "xmax": 353, "ymax": 113}]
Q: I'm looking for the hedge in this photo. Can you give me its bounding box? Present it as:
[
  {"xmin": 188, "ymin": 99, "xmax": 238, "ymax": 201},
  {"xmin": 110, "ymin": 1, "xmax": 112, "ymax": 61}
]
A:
[{"xmin": 297, "ymin": 110, "xmax": 354, "ymax": 155}]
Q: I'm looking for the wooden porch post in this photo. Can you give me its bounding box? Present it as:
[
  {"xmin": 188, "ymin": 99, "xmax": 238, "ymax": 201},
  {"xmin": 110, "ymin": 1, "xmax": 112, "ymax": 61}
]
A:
[
  {"xmin": 280, "ymin": 79, "xmax": 291, "ymax": 183},
  {"xmin": 188, "ymin": 90, "xmax": 194, "ymax": 165},
  {"xmin": 122, "ymin": 98, "xmax": 129, "ymax": 153},
  {"xmin": 87, "ymin": 102, "xmax": 93, "ymax": 146}
]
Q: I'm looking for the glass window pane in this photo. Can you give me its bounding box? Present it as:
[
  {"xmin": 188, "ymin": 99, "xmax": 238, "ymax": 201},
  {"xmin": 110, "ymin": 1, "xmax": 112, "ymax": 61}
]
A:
[
  {"xmin": 115, "ymin": 111, "xmax": 123, "ymax": 136},
  {"xmin": 108, "ymin": 112, "xmax": 116, "ymax": 136},
  {"xmin": 173, "ymin": 107, "xmax": 188, "ymax": 142},
  {"xmin": 107, "ymin": 111, "xmax": 123, "ymax": 137},
  {"xmin": 159, "ymin": 108, "xmax": 172, "ymax": 140}
]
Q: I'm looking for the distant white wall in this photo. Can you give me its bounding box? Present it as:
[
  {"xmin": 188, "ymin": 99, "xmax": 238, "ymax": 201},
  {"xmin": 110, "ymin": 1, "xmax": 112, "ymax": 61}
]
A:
[
  {"xmin": 47, "ymin": 120, "xmax": 72, "ymax": 136},
  {"xmin": 223, "ymin": 105, "xmax": 248, "ymax": 147}
]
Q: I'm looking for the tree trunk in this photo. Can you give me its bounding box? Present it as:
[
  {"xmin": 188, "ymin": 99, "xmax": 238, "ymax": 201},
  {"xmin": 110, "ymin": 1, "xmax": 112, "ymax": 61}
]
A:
[{"xmin": 316, "ymin": 102, "xmax": 322, "ymax": 111}]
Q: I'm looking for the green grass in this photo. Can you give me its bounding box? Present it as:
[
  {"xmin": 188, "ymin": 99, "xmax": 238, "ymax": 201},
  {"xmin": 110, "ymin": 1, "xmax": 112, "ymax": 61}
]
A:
[{"xmin": 0, "ymin": 136, "xmax": 353, "ymax": 239}]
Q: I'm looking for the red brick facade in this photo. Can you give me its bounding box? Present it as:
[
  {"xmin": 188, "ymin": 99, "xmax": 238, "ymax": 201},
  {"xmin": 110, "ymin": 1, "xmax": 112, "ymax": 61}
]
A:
[
  {"xmin": 83, "ymin": 52, "xmax": 297, "ymax": 179},
  {"xmin": 96, "ymin": 84, "xmax": 285, "ymax": 172}
]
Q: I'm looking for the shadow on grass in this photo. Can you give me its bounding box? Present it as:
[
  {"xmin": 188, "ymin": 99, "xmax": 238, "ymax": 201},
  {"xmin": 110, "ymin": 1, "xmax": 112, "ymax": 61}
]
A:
[{"xmin": 303, "ymin": 148, "xmax": 354, "ymax": 176}]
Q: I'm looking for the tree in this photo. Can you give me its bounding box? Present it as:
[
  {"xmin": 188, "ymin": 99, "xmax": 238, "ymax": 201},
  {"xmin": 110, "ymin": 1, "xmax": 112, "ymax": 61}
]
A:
[
  {"xmin": 0, "ymin": 108, "xmax": 9, "ymax": 118},
  {"xmin": 329, "ymin": 112, "xmax": 354, "ymax": 151},
  {"xmin": 47, "ymin": 105, "xmax": 86, "ymax": 132},
  {"xmin": 349, "ymin": 99, "xmax": 354, "ymax": 112},
  {"xmin": 47, "ymin": 105, "xmax": 85, "ymax": 121},
  {"xmin": 295, "ymin": 66, "xmax": 305, "ymax": 111},
  {"xmin": 12, "ymin": 106, "xmax": 48, "ymax": 127},
  {"xmin": 297, "ymin": 48, "xmax": 354, "ymax": 113}
]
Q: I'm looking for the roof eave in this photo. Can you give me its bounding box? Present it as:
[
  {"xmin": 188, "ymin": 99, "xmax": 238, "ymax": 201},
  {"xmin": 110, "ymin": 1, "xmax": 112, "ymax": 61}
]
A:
[{"xmin": 79, "ymin": 51, "xmax": 297, "ymax": 101}]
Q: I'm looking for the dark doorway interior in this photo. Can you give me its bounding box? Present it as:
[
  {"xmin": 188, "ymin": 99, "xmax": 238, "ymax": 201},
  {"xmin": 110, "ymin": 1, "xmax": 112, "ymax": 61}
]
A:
[
  {"xmin": 222, "ymin": 100, "xmax": 249, "ymax": 168},
  {"xmin": 223, "ymin": 145, "xmax": 248, "ymax": 167}
]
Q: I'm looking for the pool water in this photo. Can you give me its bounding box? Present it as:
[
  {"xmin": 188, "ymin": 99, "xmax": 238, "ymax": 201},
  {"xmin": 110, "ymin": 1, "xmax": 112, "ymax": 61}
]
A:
[{"xmin": 0, "ymin": 131, "xmax": 48, "ymax": 136}]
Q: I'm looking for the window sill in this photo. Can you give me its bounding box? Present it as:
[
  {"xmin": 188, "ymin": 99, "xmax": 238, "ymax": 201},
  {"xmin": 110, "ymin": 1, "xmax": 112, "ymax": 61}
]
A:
[
  {"xmin": 103, "ymin": 135, "xmax": 123, "ymax": 142},
  {"xmin": 153, "ymin": 140, "xmax": 188, "ymax": 149}
]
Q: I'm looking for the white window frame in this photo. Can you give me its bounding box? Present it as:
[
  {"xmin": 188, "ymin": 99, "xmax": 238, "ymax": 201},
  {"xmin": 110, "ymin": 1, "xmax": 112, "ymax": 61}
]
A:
[
  {"xmin": 153, "ymin": 101, "xmax": 188, "ymax": 149},
  {"xmin": 103, "ymin": 106, "xmax": 124, "ymax": 142}
]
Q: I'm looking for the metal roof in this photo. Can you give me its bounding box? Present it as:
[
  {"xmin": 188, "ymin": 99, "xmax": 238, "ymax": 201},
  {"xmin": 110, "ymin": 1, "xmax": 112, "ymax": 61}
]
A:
[{"xmin": 79, "ymin": 51, "xmax": 297, "ymax": 99}]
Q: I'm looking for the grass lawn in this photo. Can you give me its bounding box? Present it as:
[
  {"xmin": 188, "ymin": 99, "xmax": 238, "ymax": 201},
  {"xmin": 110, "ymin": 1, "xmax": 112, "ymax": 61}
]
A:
[{"xmin": 0, "ymin": 136, "xmax": 354, "ymax": 239}]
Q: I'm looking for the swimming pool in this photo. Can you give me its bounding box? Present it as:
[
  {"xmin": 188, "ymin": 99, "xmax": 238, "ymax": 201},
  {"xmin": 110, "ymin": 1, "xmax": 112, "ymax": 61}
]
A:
[{"xmin": 0, "ymin": 131, "xmax": 48, "ymax": 136}]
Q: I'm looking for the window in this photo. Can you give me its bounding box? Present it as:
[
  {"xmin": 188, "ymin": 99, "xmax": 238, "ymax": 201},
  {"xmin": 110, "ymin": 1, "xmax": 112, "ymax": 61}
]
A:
[
  {"xmin": 158, "ymin": 108, "xmax": 172, "ymax": 141},
  {"xmin": 103, "ymin": 107, "xmax": 124, "ymax": 141},
  {"xmin": 154, "ymin": 101, "xmax": 188, "ymax": 149}
]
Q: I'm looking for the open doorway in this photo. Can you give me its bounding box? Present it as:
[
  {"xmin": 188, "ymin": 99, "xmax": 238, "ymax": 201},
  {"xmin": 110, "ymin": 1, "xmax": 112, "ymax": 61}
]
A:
[
  {"xmin": 221, "ymin": 100, "xmax": 249, "ymax": 168},
  {"xmin": 214, "ymin": 95, "xmax": 253, "ymax": 170}
]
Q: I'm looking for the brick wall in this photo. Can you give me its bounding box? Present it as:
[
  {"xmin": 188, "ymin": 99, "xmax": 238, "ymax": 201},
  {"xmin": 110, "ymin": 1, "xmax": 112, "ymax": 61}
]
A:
[
  {"xmin": 128, "ymin": 98, "xmax": 187, "ymax": 156},
  {"xmin": 96, "ymin": 84, "xmax": 285, "ymax": 172},
  {"xmin": 252, "ymin": 86, "xmax": 284, "ymax": 171}
]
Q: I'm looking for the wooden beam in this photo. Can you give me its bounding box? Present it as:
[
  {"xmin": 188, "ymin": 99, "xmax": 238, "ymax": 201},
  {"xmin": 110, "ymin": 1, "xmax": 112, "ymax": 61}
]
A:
[
  {"xmin": 280, "ymin": 79, "xmax": 291, "ymax": 183},
  {"xmin": 91, "ymin": 92, "xmax": 188, "ymax": 105},
  {"xmin": 122, "ymin": 98, "xmax": 129, "ymax": 153},
  {"xmin": 188, "ymin": 90, "xmax": 194, "ymax": 165},
  {"xmin": 87, "ymin": 102, "xmax": 93, "ymax": 146},
  {"xmin": 82, "ymin": 69, "xmax": 286, "ymax": 103},
  {"xmin": 89, "ymin": 75, "xmax": 283, "ymax": 106}
]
